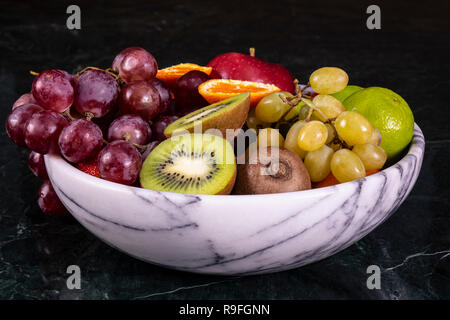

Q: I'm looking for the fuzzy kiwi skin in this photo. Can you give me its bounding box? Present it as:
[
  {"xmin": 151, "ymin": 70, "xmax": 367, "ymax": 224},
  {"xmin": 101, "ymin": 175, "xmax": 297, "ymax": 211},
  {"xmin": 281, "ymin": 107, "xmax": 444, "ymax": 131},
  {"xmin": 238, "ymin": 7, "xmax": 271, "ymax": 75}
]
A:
[
  {"xmin": 234, "ymin": 147, "xmax": 311, "ymax": 195},
  {"xmin": 164, "ymin": 94, "xmax": 250, "ymax": 138}
]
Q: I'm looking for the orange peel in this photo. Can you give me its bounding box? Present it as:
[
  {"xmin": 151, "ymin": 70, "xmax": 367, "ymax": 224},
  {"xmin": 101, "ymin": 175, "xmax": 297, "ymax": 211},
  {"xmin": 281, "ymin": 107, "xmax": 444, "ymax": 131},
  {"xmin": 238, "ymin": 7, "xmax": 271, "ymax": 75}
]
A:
[
  {"xmin": 198, "ymin": 79, "xmax": 280, "ymax": 107},
  {"xmin": 156, "ymin": 63, "xmax": 212, "ymax": 87}
]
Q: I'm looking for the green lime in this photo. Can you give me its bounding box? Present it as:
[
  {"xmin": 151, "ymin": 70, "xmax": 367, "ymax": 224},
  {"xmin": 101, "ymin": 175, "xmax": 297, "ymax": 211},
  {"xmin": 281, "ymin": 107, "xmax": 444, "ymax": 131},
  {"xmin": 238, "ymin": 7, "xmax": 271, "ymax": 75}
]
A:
[
  {"xmin": 343, "ymin": 87, "xmax": 414, "ymax": 159},
  {"xmin": 331, "ymin": 85, "xmax": 363, "ymax": 104}
]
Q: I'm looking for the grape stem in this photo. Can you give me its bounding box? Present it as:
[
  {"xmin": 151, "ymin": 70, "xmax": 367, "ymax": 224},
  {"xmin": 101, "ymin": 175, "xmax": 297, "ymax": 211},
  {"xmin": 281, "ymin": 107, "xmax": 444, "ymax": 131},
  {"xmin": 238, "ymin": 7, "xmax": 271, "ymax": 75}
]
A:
[
  {"xmin": 84, "ymin": 112, "xmax": 95, "ymax": 121},
  {"xmin": 76, "ymin": 66, "xmax": 121, "ymax": 82},
  {"xmin": 132, "ymin": 143, "xmax": 147, "ymax": 152},
  {"xmin": 305, "ymin": 106, "xmax": 314, "ymax": 122},
  {"xmin": 301, "ymin": 82, "xmax": 311, "ymax": 93},
  {"xmin": 294, "ymin": 79, "xmax": 300, "ymax": 95},
  {"xmin": 29, "ymin": 70, "xmax": 39, "ymax": 76},
  {"xmin": 301, "ymin": 98, "xmax": 329, "ymax": 122},
  {"xmin": 122, "ymin": 134, "xmax": 147, "ymax": 152},
  {"xmin": 62, "ymin": 109, "xmax": 76, "ymax": 122},
  {"xmin": 249, "ymin": 47, "xmax": 255, "ymax": 57},
  {"xmin": 302, "ymin": 93, "xmax": 312, "ymax": 99}
]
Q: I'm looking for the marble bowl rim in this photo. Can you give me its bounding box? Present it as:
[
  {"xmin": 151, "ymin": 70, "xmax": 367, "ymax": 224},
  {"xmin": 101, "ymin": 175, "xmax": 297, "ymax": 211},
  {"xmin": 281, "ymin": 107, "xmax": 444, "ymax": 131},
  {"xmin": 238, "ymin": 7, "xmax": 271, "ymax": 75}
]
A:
[{"xmin": 45, "ymin": 123, "xmax": 425, "ymax": 200}]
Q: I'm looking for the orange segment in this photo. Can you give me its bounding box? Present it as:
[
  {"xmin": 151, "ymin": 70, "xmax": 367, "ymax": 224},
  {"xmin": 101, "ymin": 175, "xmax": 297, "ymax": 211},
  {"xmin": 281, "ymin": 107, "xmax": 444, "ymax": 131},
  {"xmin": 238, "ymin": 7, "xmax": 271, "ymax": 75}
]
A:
[
  {"xmin": 156, "ymin": 63, "xmax": 212, "ymax": 87},
  {"xmin": 313, "ymin": 170, "xmax": 379, "ymax": 189},
  {"xmin": 198, "ymin": 79, "xmax": 280, "ymax": 107}
]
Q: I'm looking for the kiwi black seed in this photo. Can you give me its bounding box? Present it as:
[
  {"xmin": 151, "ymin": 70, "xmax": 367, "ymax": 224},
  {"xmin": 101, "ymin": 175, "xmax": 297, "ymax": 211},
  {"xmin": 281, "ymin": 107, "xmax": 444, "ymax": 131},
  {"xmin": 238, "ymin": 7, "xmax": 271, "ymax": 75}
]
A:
[
  {"xmin": 140, "ymin": 133, "xmax": 236, "ymax": 195},
  {"xmin": 164, "ymin": 92, "xmax": 250, "ymax": 139}
]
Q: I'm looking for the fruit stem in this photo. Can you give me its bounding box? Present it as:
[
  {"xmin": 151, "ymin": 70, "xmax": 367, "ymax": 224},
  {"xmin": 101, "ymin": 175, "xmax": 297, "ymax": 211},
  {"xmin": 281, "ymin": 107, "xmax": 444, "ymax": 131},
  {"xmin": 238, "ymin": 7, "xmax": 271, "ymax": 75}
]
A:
[
  {"xmin": 76, "ymin": 66, "xmax": 120, "ymax": 81},
  {"xmin": 132, "ymin": 142, "xmax": 147, "ymax": 152},
  {"xmin": 84, "ymin": 112, "xmax": 95, "ymax": 121},
  {"xmin": 300, "ymin": 83, "xmax": 311, "ymax": 95},
  {"xmin": 62, "ymin": 109, "xmax": 76, "ymax": 122},
  {"xmin": 102, "ymin": 138, "xmax": 109, "ymax": 145},
  {"xmin": 305, "ymin": 106, "xmax": 314, "ymax": 122},
  {"xmin": 294, "ymin": 79, "xmax": 300, "ymax": 95},
  {"xmin": 301, "ymin": 98, "xmax": 328, "ymax": 122},
  {"xmin": 280, "ymin": 94, "xmax": 301, "ymax": 106},
  {"xmin": 249, "ymin": 47, "xmax": 255, "ymax": 57},
  {"xmin": 29, "ymin": 70, "xmax": 39, "ymax": 76}
]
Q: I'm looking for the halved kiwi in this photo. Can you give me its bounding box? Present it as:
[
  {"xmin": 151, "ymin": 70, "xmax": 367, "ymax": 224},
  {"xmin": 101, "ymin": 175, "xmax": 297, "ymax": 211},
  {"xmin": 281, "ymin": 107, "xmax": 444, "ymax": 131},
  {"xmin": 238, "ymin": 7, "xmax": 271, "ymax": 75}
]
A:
[
  {"xmin": 164, "ymin": 92, "xmax": 250, "ymax": 138},
  {"xmin": 140, "ymin": 133, "xmax": 236, "ymax": 195}
]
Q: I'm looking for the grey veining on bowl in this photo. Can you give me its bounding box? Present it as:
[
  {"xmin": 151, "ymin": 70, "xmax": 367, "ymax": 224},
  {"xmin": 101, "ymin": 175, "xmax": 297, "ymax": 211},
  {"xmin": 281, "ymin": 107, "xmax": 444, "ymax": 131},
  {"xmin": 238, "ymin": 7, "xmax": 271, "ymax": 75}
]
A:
[{"xmin": 45, "ymin": 124, "xmax": 425, "ymax": 275}]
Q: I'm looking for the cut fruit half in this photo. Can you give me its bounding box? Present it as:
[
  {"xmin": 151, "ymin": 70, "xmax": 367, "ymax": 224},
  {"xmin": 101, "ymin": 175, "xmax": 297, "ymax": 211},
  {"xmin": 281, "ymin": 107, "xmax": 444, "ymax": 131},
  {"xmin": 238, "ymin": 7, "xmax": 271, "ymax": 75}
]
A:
[
  {"xmin": 163, "ymin": 92, "xmax": 250, "ymax": 138},
  {"xmin": 156, "ymin": 63, "xmax": 213, "ymax": 87},
  {"xmin": 198, "ymin": 79, "xmax": 280, "ymax": 107},
  {"xmin": 140, "ymin": 133, "xmax": 236, "ymax": 195}
]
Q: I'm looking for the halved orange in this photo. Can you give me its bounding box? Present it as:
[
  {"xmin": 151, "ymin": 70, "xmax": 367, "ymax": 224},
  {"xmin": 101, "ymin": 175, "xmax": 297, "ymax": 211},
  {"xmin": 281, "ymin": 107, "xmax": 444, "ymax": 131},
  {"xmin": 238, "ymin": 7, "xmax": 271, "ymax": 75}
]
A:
[
  {"xmin": 156, "ymin": 63, "xmax": 212, "ymax": 87},
  {"xmin": 198, "ymin": 79, "xmax": 280, "ymax": 107}
]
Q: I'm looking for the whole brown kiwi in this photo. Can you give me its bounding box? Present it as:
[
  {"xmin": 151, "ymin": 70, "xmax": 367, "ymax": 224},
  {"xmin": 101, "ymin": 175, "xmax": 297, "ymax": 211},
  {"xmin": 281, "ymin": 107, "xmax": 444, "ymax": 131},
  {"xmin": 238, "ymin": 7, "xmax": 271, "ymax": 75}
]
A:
[{"xmin": 234, "ymin": 147, "xmax": 311, "ymax": 194}]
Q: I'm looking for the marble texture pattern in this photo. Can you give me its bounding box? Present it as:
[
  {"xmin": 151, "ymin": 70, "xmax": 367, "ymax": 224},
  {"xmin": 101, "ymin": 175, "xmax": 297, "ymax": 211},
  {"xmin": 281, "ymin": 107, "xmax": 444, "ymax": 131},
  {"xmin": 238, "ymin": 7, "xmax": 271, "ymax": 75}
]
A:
[{"xmin": 44, "ymin": 124, "xmax": 425, "ymax": 275}]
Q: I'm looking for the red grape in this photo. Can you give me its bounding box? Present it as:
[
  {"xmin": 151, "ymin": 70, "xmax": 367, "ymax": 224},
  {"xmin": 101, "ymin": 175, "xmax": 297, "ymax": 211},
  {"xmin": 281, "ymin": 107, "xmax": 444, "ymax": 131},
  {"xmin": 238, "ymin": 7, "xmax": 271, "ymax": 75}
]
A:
[
  {"xmin": 118, "ymin": 80, "xmax": 162, "ymax": 121},
  {"xmin": 12, "ymin": 93, "xmax": 37, "ymax": 110},
  {"xmin": 112, "ymin": 47, "xmax": 158, "ymax": 83},
  {"xmin": 58, "ymin": 119, "xmax": 104, "ymax": 163},
  {"xmin": 58, "ymin": 69, "xmax": 75, "ymax": 85},
  {"xmin": 174, "ymin": 70, "xmax": 209, "ymax": 115},
  {"xmin": 32, "ymin": 69, "xmax": 74, "ymax": 112},
  {"xmin": 151, "ymin": 78, "xmax": 174, "ymax": 114},
  {"xmin": 151, "ymin": 115, "xmax": 178, "ymax": 141},
  {"xmin": 98, "ymin": 140, "xmax": 142, "ymax": 185},
  {"xmin": 74, "ymin": 69, "xmax": 119, "ymax": 118},
  {"xmin": 6, "ymin": 104, "xmax": 43, "ymax": 147},
  {"xmin": 108, "ymin": 114, "xmax": 151, "ymax": 145},
  {"xmin": 24, "ymin": 110, "xmax": 69, "ymax": 154},
  {"xmin": 38, "ymin": 180, "xmax": 66, "ymax": 216},
  {"xmin": 141, "ymin": 140, "xmax": 160, "ymax": 161},
  {"xmin": 28, "ymin": 151, "xmax": 48, "ymax": 179}
]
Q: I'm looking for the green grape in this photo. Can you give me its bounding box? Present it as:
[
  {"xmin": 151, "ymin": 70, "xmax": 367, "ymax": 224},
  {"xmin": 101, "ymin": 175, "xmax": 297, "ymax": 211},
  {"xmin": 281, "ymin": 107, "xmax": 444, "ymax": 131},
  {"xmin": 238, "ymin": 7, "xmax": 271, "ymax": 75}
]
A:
[
  {"xmin": 246, "ymin": 108, "xmax": 269, "ymax": 130},
  {"xmin": 309, "ymin": 67, "xmax": 349, "ymax": 95},
  {"xmin": 330, "ymin": 149, "xmax": 366, "ymax": 183},
  {"xmin": 301, "ymin": 98, "xmax": 323, "ymax": 121},
  {"xmin": 367, "ymin": 127, "xmax": 382, "ymax": 146},
  {"xmin": 325, "ymin": 123, "xmax": 336, "ymax": 144},
  {"xmin": 298, "ymin": 105, "xmax": 310, "ymax": 120},
  {"xmin": 304, "ymin": 145, "xmax": 334, "ymax": 182},
  {"xmin": 284, "ymin": 120, "xmax": 307, "ymax": 159},
  {"xmin": 285, "ymin": 101, "xmax": 304, "ymax": 120},
  {"xmin": 312, "ymin": 94, "xmax": 345, "ymax": 121},
  {"xmin": 335, "ymin": 111, "xmax": 373, "ymax": 146},
  {"xmin": 257, "ymin": 128, "xmax": 285, "ymax": 148},
  {"xmin": 255, "ymin": 92, "xmax": 292, "ymax": 123},
  {"xmin": 311, "ymin": 111, "xmax": 324, "ymax": 122},
  {"xmin": 328, "ymin": 141, "xmax": 342, "ymax": 152},
  {"xmin": 352, "ymin": 143, "xmax": 387, "ymax": 171},
  {"xmin": 297, "ymin": 120, "xmax": 328, "ymax": 151}
]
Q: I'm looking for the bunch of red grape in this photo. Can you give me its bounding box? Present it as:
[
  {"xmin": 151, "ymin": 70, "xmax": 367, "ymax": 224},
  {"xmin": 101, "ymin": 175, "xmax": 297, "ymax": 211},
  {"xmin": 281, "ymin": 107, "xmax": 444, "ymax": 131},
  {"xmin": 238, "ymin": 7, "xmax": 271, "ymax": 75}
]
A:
[{"xmin": 6, "ymin": 47, "xmax": 211, "ymax": 216}]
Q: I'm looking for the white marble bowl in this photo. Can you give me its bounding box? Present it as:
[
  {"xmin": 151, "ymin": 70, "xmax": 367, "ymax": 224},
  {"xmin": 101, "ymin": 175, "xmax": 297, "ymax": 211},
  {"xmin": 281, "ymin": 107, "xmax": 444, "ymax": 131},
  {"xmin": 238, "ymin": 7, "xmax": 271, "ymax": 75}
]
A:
[{"xmin": 45, "ymin": 124, "xmax": 425, "ymax": 275}]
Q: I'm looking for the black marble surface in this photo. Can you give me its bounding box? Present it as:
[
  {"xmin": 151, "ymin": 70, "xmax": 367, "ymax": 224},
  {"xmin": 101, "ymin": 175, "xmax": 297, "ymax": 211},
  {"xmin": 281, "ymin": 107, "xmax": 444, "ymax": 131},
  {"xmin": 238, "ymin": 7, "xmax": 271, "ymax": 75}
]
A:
[{"xmin": 0, "ymin": 0, "xmax": 449, "ymax": 300}]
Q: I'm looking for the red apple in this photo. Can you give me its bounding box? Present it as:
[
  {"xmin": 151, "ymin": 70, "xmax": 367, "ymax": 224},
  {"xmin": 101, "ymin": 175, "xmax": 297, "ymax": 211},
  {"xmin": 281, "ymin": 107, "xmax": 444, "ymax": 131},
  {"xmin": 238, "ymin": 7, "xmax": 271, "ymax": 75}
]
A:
[{"xmin": 207, "ymin": 52, "xmax": 295, "ymax": 94}]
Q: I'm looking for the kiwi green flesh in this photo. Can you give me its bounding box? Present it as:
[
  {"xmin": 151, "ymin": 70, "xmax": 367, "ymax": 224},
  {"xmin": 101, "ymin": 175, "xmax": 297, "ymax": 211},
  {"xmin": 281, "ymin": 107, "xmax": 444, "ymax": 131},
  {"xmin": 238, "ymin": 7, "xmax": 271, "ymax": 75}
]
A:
[
  {"xmin": 164, "ymin": 92, "xmax": 249, "ymax": 135},
  {"xmin": 140, "ymin": 133, "xmax": 236, "ymax": 195}
]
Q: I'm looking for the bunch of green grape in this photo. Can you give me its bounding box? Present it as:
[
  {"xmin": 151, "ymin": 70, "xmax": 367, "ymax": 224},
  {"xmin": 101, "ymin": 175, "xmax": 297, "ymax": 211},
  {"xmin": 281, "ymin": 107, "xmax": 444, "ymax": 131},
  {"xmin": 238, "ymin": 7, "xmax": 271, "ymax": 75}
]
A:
[{"xmin": 246, "ymin": 67, "xmax": 387, "ymax": 184}]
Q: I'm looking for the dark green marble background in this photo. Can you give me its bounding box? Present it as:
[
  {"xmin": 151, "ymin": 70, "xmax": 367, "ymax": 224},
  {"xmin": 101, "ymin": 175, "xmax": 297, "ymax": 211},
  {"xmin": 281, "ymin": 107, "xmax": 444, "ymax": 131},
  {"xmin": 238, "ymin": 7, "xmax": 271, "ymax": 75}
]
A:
[{"xmin": 0, "ymin": 0, "xmax": 449, "ymax": 299}]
